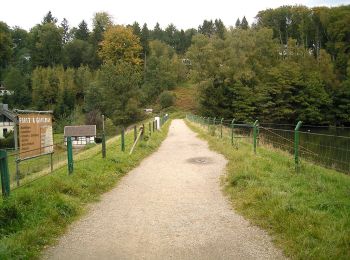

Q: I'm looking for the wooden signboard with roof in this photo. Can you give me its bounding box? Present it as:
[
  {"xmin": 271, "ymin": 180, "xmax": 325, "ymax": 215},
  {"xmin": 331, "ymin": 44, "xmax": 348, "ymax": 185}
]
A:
[{"xmin": 17, "ymin": 110, "xmax": 53, "ymax": 160}]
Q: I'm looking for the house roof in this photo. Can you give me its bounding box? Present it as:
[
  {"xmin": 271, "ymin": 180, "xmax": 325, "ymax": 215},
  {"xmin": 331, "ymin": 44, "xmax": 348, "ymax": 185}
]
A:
[
  {"xmin": 64, "ymin": 125, "xmax": 96, "ymax": 137},
  {"xmin": 0, "ymin": 105, "xmax": 17, "ymax": 123}
]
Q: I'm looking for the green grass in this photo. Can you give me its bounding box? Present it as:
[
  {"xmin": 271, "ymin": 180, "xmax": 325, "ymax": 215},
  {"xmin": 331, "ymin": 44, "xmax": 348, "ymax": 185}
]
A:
[
  {"xmin": 186, "ymin": 120, "xmax": 350, "ymax": 260},
  {"xmin": 0, "ymin": 119, "xmax": 171, "ymax": 259}
]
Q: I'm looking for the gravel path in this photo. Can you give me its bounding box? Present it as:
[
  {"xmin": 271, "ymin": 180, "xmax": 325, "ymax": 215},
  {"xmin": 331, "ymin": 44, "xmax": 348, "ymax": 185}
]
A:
[{"xmin": 44, "ymin": 119, "xmax": 285, "ymax": 260}]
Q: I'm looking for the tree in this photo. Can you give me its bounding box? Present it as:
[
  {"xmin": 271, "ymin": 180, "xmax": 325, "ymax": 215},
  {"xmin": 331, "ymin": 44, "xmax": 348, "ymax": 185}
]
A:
[
  {"xmin": 131, "ymin": 22, "xmax": 141, "ymax": 37},
  {"xmin": 10, "ymin": 26, "xmax": 31, "ymax": 73},
  {"xmin": 99, "ymin": 25, "xmax": 142, "ymax": 65},
  {"xmin": 61, "ymin": 18, "xmax": 70, "ymax": 44},
  {"xmin": 42, "ymin": 11, "xmax": 57, "ymax": 24},
  {"xmin": 64, "ymin": 39, "xmax": 93, "ymax": 67},
  {"xmin": 152, "ymin": 22, "xmax": 164, "ymax": 41},
  {"xmin": 235, "ymin": 18, "xmax": 241, "ymax": 28},
  {"xmin": 240, "ymin": 16, "xmax": 249, "ymax": 30},
  {"xmin": 198, "ymin": 20, "xmax": 215, "ymax": 37},
  {"xmin": 89, "ymin": 12, "xmax": 113, "ymax": 69},
  {"xmin": 97, "ymin": 62, "xmax": 142, "ymax": 125},
  {"xmin": 29, "ymin": 23, "xmax": 63, "ymax": 67},
  {"xmin": 159, "ymin": 91, "xmax": 176, "ymax": 108},
  {"xmin": 214, "ymin": 19, "xmax": 226, "ymax": 39},
  {"xmin": 92, "ymin": 12, "xmax": 113, "ymax": 31},
  {"xmin": 75, "ymin": 20, "xmax": 89, "ymax": 41},
  {"xmin": 3, "ymin": 67, "xmax": 31, "ymax": 107},
  {"xmin": 0, "ymin": 22, "xmax": 13, "ymax": 73},
  {"xmin": 140, "ymin": 23, "xmax": 150, "ymax": 56},
  {"xmin": 142, "ymin": 40, "xmax": 186, "ymax": 103},
  {"xmin": 164, "ymin": 23, "xmax": 179, "ymax": 48}
]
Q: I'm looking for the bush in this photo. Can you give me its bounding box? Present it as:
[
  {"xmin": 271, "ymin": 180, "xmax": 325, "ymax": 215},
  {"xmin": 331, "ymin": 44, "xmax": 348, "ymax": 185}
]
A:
[
  {"xmin": 0, "ymin": 131, "xmax": 14, "ymax": 149},
  {"xmin": 159, "ymin": 91, "xmax": 176, "ymax": 109},
  {"xmin": 94, "ymin": 137, "xmax": 102, "ymax": 143}
]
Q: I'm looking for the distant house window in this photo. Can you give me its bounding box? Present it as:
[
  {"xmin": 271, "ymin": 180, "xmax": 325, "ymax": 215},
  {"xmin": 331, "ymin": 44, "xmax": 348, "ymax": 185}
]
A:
[{"xmin": 3, "ymin": 128, "xmax": 7, "ymax": 136}]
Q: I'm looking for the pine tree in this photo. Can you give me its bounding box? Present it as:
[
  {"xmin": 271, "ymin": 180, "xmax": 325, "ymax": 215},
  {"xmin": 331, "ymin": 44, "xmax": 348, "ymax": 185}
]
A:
[
  {"xmin": 152, "ymin": 22, "xmax": 164, "ymax": 41},
  {"xmin": 131, "ymin": 22, "xmax": 141, "ymax": 37},
  {"xmin": 241, "ymin": 16, "xmax": 249, "ymax": 30},
  {"xmin": 140, "ymin": 23, "xmax": 150, "ymax": 56},
  {"xmin": 42, "ymin": 11, "xmax": 57, "ymax": 24},
  {"xmin": 75, "ymin": 20, "xmax": 89, "ymax": 41},
  {"xmin": 214, "ymin": 19, "xmax": 225, "ymax": 39},
  {"xmin": 61, "ymin": 18, "xmax": 70, "ymax": 44},
  {"xmin": 235, "ymin": 18, "xmax": 241, "ymax": 28}
]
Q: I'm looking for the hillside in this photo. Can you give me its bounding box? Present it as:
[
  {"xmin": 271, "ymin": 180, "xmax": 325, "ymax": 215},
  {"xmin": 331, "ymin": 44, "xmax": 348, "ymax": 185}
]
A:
[{"xmin": 171, "ymin": 83, "xmax": 198, "ymax": 112}]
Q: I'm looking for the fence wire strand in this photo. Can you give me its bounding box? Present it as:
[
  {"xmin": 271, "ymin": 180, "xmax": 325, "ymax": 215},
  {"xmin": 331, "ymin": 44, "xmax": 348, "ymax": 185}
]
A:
[{"xmin": 188, "ymin": 114, "xmax": 350, "ymax": 174}]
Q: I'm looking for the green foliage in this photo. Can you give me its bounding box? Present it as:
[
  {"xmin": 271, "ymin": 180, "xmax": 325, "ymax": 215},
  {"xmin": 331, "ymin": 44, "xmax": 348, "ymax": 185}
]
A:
[
  {"xmin": 198, "ymin": 19, "xmax": 227, "ymax": 38},
  {"xmin": 0, "ymin": 131, "xmax": 14, "ymax": 149},
  {"xmin": 64, "ymin": 39, "xmax": 93, "ymax": 68},
  {"xmin": 42, "ymin": 11, "xmax": 58, "ymax": 24},
  {"xmin": 188, "ymin": 25, "xmax": 346, "ymax": 124},
  {"xmin": 28, "ymin": 23, "xmax": 63, "ymax": 67},
  {"xmin": 0, "ymin": 5, "xmax": 349, "ymax": 126},
  {"xmin": 74, "ymin": 20, "xmax": 89, "ymax": 41},
  {"xmin": 96, "ymin": 62, "xmax": 143, "ymax": 126},
  {"xmin": 159, "ymin": 91, "xmax": 176, "ymax": 109},
  {"xmin": 0, "ymin": 22, "xmax": 13, "ymax": 72},
  {"xmin": 142, "ymin": 40, "xmax": 187, "ymax": 104},
  {"xmin": 31, "ymin": 66, "xmax": 93, "ymax": 116},
  {"xmin": 3, "ymin": 67, "xmax": 31, "ymax": 108},
  {"xmin": 256, "ymin": 5, "xmax": 350, "ymax": 79},
  {"xmin": 99, "ymin": 25, "xmax": 142, "ymax": 66}
]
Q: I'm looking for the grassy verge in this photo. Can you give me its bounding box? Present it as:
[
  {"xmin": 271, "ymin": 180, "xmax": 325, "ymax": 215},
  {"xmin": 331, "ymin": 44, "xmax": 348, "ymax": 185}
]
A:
[
  {"xmin": 186, "ymin": 120, "xmax": 350, "ymax": 260},
  {"xmin": 0, "ymin": 119, "xmax": 171, "ymax": 259}
]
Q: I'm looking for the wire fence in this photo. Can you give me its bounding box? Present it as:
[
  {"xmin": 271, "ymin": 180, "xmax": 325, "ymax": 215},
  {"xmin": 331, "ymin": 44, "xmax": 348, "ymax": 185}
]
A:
[
  {"xmin": 1, "ymin": 114, "xmax": 170, "ymax": 197},
  {"xmin": 187, "ymin": 114, "xmax": 350, "ymax": 174}
]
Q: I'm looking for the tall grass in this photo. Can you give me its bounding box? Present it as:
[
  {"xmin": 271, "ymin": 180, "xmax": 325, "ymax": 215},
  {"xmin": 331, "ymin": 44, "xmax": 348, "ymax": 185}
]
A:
[
  {"xmin": 186, "ymin": 120, "xmax": 350, "ymax": 260},
  {"xmin": 0, "ymin": 120, "xmax": 171, "ymax": 259}
]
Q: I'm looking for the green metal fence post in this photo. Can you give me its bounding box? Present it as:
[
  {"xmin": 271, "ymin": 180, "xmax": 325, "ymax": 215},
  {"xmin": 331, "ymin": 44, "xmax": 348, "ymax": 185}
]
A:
[
  {"xmin": 0, "ymin": 150, "xmax": 10, "ymax": 198},
  {"xmin": 294, "ymin": 121, "xmax": 303, "ymax": 173},
  {"xmin": 102, "ymin": 133, "xmax": 106, "ymax": 158},
  {"xmin": 253, "ymin": 120, "xmax": 258, "ymax": 154},
  {"xmin": 207, "ymin": 117, "xmax": 210, "ymax": 131},
  {"xmin": 102, "ymin": 115, "xmax": 106, "ymax": 158},
  {"xmin": 67, "ymin": 136, "xmax": 74, "ymax": 174},
  {"xmin": 134, "ymin": 126, "xmax": 137, "ymax": 142},
  {"xmin": 231, "ymin": 119, "xmax": 235, "ymax": 145},
  {"xmin": 149, "ymin": 121, "xmax": 151, "ymax": 136},
  {"xmin": 220, "ymin": 118, "xmax": 224, "ymax": 138},
  {"xmin": 153, "ymin": 120, "xmax": 155, "ymax": 132},
  {"xmin": 121, "ymin": 128, "xmax": 125, "ymax": 152}
]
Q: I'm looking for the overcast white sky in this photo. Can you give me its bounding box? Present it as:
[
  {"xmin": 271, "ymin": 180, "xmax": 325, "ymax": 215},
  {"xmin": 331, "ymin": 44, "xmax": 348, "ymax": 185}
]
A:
[{"xmin": 1, "ymin": 0, "xmax": 349, "ymax": 31}]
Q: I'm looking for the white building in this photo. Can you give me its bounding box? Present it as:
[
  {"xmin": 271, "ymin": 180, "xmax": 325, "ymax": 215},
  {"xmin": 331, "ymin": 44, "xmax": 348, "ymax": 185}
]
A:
[
  {"xmin": 64, "ymin": 125, "xmax": 96, "ymax": 147},
  {"xmin": 0, "ymin": 104, "xmax": 15, "ymax": 138},
  {"xmin": 0, "ymin": 85, "xmax": 14, "ymax": 96}
]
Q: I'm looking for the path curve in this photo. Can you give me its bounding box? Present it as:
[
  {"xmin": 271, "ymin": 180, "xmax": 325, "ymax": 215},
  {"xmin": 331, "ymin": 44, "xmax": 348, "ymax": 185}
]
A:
[{"xmin": 44, "ymin": 119, "xmax": 285, "ymax": 260}]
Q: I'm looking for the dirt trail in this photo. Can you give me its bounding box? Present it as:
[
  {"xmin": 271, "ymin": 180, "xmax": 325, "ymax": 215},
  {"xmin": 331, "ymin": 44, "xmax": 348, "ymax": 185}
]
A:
[{"xmin": 44, "ymin": 119, "xmax": 285, "ymax": 260}]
